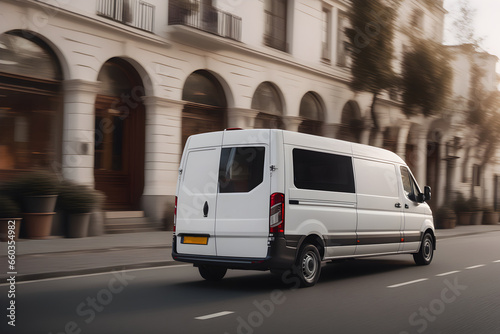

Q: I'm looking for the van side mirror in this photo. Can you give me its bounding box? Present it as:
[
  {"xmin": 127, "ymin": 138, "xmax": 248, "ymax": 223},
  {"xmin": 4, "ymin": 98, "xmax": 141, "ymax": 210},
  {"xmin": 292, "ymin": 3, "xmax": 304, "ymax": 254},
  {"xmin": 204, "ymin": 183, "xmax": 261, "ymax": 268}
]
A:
[
  {"xmin": 416, "ymin": 186, "xmax": 431, "ymax": 203},
  {"xmin": 424, "ymin": 186, "xmax": 431, "ymax": 201}
]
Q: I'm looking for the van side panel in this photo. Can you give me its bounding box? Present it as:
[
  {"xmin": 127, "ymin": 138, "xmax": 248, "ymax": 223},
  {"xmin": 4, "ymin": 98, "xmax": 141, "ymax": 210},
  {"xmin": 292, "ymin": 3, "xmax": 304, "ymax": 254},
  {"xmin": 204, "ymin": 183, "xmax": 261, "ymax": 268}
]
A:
[
  {"xmin": 285, "ymin": 144, "xmax": 358, "ymax": 258},
  {"xmin": 354, "ymin": 158, "xmax": 403, "ymax": 255}
]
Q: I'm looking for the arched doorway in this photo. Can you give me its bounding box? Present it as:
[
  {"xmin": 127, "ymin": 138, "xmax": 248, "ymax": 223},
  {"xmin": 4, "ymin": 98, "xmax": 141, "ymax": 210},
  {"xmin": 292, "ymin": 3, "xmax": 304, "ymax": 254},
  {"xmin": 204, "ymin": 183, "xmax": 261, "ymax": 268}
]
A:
[
  {"xmin": 252, "ymin": 82, "xmax": 284, "ymax": 129},
  {"xmin": 0, "ymin": 30, "xmax": 63, "ymax": 177},
  {"xmin": 94, "ymin": 58, "xmax": 145, "ymax": 210},
  {"xmin": 338, "ymin": 100, "xmax": 363, "ymax": 143},
  {"xmin": 182, "ymin": 70, "xmax": 227, "ymax": 148},
  {"xmin": 298, "ymin": 92, "xmax": 324, "ymax": 135}
]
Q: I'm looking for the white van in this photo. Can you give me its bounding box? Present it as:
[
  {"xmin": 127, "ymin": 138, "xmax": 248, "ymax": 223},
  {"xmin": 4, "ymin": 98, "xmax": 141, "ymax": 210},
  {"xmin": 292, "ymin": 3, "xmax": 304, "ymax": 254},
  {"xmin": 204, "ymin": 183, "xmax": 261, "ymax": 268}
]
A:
[{"xmin": 172, "ymin": 129, "xmax": 435, "ymax": 287}]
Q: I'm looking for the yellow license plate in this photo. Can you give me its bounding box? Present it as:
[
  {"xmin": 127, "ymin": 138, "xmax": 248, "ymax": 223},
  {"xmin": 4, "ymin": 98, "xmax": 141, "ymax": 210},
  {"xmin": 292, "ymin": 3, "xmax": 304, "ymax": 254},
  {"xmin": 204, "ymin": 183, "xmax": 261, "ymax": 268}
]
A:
[{"xmin": 182, "ymin": 236, "xmax": 208, "ymax": 245}]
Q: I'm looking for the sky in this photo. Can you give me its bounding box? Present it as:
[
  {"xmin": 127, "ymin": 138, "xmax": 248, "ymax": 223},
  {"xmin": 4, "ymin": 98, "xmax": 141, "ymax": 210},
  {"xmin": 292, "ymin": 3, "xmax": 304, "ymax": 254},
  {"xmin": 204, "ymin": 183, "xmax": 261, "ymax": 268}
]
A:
[{"xmin": 443, "ymin": 0, "xmax": 500, "ymax": 61}]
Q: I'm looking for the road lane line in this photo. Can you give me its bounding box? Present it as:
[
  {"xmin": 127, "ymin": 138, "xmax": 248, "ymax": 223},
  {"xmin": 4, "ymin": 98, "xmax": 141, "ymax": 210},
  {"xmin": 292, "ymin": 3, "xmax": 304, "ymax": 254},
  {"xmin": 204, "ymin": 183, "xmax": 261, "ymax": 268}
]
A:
[
  {"xmin": 436, "ymin": 270, "xmax": 460, "ymax": 277},
  {"xmin": 465, "ymin": 264, "xmax": 485, "ymax": 270},
  {"xmin": 494, "ymin": 260, "xmax": 500, "ymax": 263},
  {"xmin": 195, "ymin": 311, "xmax": 234, "ymax": 320},
  {"xmin": 387, "ymin": 278, "xmax": 428, "ymax": 288}
]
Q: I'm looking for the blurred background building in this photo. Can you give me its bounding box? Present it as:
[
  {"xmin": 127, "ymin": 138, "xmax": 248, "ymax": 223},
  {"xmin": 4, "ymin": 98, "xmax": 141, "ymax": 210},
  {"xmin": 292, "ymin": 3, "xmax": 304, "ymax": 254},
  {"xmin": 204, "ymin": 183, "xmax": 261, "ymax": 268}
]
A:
[{"xmin": 0, "ymin": 0, "xmax": 498, "ymax": 231}]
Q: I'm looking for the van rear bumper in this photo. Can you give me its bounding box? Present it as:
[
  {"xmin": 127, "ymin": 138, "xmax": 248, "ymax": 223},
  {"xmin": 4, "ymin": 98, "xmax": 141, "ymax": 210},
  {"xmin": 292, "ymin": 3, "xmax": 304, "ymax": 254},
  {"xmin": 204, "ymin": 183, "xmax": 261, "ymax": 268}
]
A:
[{"xmin": 172, "ymin": 235, "xmax": 296, "ymax": 270}]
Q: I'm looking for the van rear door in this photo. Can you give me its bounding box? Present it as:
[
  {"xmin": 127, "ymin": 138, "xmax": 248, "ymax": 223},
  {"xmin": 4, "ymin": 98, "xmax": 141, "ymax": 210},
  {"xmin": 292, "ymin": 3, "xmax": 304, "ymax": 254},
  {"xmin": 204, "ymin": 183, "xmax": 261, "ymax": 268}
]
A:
[
  {"xmin": 176, "ymin": 134, "xmax": 223, "ymax": 256},
  {"xmin": 215, "ymin": 131, "xmax": 271, "ymax": 258}
]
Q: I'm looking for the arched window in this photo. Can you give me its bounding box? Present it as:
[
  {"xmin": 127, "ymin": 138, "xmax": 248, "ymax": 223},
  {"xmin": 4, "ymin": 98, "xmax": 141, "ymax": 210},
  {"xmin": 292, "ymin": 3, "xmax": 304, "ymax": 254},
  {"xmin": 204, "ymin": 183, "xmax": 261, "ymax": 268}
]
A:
[
  {"xmin": 299, "ymin": 92, "xmax": 323, "ymax": 135},
  {"xmin": 181, "ymin": 70, "xmax": 227, "ymax": 147},
  {"xmin": 338, "ymin": 100, "xmax": 363, "ymax": 143},
  {"xmin": 252, "ymin": 82, "xmax": 284, "ymax": 129},
  {"xmin": 0, "ymin": 31, "xmax": 62, "ymax": 80},
  {"xmin": 182, "ymin": 71, "xmax": 226, "ymax": 107},
  {"xmin": 0, "ymin": 31, "xmax": 62, "ymax": 174}
]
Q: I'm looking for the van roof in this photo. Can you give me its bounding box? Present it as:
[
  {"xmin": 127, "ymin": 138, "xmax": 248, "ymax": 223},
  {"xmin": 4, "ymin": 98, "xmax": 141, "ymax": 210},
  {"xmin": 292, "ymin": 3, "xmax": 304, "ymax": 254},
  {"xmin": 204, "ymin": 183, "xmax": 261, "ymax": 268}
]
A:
[{"xmin": 186, "ymin": 129, "xmax": 406, "ymax": 165}]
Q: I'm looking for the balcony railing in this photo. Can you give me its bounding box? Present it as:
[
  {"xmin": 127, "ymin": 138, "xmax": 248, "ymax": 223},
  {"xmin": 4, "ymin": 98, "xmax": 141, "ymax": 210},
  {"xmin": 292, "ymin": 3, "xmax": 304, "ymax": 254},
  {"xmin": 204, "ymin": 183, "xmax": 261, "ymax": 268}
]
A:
[
  {"xmin": 97, "ymin": 0, "xmax": 155, "ymax": 33},
  {"xmin": 168, "ymin": 0, "xmax": 242, "ymax": 41}
]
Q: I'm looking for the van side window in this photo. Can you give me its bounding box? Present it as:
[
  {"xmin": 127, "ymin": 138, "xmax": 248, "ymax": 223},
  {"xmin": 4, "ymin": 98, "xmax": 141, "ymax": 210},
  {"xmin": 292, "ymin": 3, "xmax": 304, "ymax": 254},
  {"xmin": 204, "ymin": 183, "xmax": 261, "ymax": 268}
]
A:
[
  {"xmin": 219, "ymin": 147, "xmax": 265, "ymax": 193},
  {"xmin": 293, "ymin": 149, "xmax": 355, "ymax": 193},
  {"xmin": 354, "ymin": 159, "xmax": 399, "ymax": 197},
  {"xmin": 400, "ymin": 166, "xmax": 420, "ymax": 202}
]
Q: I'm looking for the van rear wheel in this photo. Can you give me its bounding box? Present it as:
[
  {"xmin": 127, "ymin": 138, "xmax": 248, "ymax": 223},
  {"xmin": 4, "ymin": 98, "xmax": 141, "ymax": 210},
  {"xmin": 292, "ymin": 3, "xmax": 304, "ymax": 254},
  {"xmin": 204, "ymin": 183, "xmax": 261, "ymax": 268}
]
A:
[
  {"xmin": 294, "ymin": 244, "xmax": 321, "ymax": 288},
  {"xmin": 198, "ymin": 265, "xmax": 227, "ymax": 281},
  {"xmin": 413, "ymin": 233, "xmax": 434, "ymax": 266}
]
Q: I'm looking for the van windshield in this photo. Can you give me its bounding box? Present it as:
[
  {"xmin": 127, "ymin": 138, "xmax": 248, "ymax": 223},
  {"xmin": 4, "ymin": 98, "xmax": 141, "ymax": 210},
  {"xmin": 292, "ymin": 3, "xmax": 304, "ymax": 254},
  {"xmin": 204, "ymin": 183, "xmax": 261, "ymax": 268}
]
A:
[{"xmin": 218, "ymin": 147, "xmax": 265, "ymax": 193}]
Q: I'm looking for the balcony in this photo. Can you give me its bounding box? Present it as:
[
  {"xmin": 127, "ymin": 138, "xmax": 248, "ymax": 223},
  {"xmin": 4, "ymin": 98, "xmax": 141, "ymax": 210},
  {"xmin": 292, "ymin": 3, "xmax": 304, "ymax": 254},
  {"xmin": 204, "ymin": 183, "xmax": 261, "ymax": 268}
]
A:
[
  {"xmin": 168, "ymin": 0, "xmax": 242, "ymax": 41},
  {"xmin": 97, "ymin": 0, "xmax": 155, "ymax": 33}
]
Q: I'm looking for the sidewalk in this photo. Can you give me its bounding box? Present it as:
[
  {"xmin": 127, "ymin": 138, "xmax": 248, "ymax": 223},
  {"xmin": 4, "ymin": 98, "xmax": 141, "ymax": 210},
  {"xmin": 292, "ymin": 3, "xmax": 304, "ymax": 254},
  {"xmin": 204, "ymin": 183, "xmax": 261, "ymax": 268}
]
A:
[{"xmin": 1, "ymin": 224, "xmax": 500, "ymax": 282}]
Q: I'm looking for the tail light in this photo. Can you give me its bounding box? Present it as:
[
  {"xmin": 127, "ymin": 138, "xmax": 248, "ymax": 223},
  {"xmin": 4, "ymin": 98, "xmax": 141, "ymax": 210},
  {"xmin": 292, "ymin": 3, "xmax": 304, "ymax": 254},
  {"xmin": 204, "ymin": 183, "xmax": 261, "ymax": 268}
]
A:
[
  {"xmin": 270, "ymin": 193, "xmax": 285, "ymax": 234},
  {"xmin": 173, "ymin": 196, "xmax": 178, "ymax": 233}
]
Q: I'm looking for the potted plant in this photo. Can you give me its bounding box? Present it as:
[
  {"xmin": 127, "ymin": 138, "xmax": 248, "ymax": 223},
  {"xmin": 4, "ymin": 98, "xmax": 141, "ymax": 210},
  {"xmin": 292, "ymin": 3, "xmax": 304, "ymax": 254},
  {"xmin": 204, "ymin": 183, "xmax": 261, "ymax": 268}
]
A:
[
  {"xmin": 453, "ymin": 192, "xmax": 472, "ymax": 226},
  {"xmin": 14, "ymin": 170, "xmax": 60, "ymax": 213},
  {"xmin": 0, "ymin": 195, "xmax": 22, "ymax": 241},
  {"xmin": 468, "ymin": 196, "xmax": 483, "ymax": 225},
  {"xmin": 482, "ymin": 207, "xmax": 499, "ymax": 225},
  {"xmin": 58, "ymin": 181, "xmax": 98, "ymax": 238},
  {"xmin": 434, "ymin": 205, "xmax": 457, "ymax": 229},
  {"xmin": 3, "ymin": 171, "xmax": 60, "ymax": 239}
]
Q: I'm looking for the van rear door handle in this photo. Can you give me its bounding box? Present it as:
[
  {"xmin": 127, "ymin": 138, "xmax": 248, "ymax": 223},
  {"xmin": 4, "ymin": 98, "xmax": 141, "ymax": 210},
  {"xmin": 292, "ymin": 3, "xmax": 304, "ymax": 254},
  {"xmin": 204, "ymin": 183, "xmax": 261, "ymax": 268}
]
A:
[
  {"xmin": 203, "ymin": 201, "xmax": 209, "ymax": 217},
  {"xmin": 395, "ymin": 203, "xmax": 401, "ymax": 208}
]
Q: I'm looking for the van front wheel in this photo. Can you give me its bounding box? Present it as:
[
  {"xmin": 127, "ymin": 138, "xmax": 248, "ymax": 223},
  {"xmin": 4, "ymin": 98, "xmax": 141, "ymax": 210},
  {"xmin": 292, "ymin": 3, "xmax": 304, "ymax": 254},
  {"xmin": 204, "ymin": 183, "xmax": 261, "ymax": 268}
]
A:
[
  {"xmin": 198, "ymin": 265, "xmax": 227, "ymax": 281},
  {"xmin": 294, "ymin": 244, "xmax": 321, "ymax": 288},
  {"xmin": 413, "ymin": 233, "xmax": 434, "ymax": 266}
]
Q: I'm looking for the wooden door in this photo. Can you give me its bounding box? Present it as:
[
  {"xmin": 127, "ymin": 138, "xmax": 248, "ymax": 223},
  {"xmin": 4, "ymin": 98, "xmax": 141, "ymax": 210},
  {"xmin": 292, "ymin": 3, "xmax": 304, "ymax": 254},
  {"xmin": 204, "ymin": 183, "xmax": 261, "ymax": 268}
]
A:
[{"xmin": 94, "ymin": 96, "xmax": 145, "ymax": 210}]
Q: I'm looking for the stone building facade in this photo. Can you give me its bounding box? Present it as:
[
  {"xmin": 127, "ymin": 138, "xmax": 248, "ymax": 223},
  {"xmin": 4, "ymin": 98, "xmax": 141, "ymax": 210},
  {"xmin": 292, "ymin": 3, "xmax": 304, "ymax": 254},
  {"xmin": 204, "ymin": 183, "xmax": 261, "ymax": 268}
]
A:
[{"xmin": 0, "ymin": 0, "xmax": 498, "ymax": 229}]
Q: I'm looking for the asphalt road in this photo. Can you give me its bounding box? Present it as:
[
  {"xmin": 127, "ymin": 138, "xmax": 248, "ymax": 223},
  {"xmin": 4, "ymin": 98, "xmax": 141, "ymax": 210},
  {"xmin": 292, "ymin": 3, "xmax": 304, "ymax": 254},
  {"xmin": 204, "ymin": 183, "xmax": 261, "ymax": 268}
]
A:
[{"xmin": 2, "ymin": 232, "xmax": 500, "ymax": 334}]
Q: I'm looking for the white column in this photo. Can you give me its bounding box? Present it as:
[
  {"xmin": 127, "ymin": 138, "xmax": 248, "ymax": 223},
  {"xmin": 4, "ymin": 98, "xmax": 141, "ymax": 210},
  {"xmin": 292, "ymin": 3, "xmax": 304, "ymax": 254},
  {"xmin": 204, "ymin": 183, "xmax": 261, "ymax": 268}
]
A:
[
  {"xmin": 62, "ymin": 79, "xmax": 101, "ymax": 186},
  {"xmin": 141, "ymin": 96, "xmax": 183, "ymax": 226},
  {"xmin": 415, "ymin": 129, "xmax": 428, "ymax": 188},
  {"xmin": 142, "ymin": 96, "xmax": 183, "ymax": 197},
  {"xmin": 396, "ymin": 122, "xmax": 410, "ymax": 159},
  {"xmin": 282, "ymin": 116, "xmax": 303, "ymax": 132},
  {"xmin": 227, "ymin": 108, "xmax": 259, "ymax": 129}
]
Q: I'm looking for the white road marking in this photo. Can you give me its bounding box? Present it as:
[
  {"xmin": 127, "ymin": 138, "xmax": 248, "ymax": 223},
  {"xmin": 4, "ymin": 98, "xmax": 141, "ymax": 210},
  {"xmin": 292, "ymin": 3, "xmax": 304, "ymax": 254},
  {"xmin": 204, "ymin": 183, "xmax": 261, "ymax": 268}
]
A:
[
  {"xmin": 387, "ymin": 278, "xmax": 428, "ymax": 288},
  {"xmin": 436, "ymin": 270, "xmax": 460, "ymax": 277},
  {"xmin": 493, "ymin": 260, "xmax": 500, "ymax": 263},
  {"xmin": 465, "ymin": 264, "xmax": 485, "ymax": 270},
  {"xmin": 195, "ymin": 311, "xmax": 234, "ymax": 320}
]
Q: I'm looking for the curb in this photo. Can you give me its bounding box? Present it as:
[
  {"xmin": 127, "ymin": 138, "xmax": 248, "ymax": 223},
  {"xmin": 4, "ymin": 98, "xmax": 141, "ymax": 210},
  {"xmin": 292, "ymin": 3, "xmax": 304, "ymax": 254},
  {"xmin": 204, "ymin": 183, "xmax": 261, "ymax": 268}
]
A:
[{"xmin": 2, "ymin": 260, "xmax": 180, "ymax": 283}]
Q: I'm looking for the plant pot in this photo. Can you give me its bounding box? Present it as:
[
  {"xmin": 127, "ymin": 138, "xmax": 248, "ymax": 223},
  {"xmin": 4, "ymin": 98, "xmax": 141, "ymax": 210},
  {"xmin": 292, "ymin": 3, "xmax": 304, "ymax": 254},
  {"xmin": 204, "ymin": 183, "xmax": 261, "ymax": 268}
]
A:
[
  {"xmin": 438, "ymin": 216, "xmax": 456, "ymax": 229},
  {"xmin": 457, "ymin": 212, "xmax": 472, "ymax": 225},
  {"xmin": 470, "ymin": 211, "xmax": 483, "ymax": 225},
  {"xmin": 22, "ymin": 195, "xmax": 58, "ymax": 213},
  {"xmin": 23, "ymin": 212, "xmax": 55, "ymax": 239},
  {"xmin": 0, "ymin": 218, "xmax": 21, "ymax": 242},
  {"xmin": 67, "ymin": 213, "xmax": 91, "ymax": 238},
  {"xmin": 482, "ymin": 212, "xmax": 499, "ymax": 225}
]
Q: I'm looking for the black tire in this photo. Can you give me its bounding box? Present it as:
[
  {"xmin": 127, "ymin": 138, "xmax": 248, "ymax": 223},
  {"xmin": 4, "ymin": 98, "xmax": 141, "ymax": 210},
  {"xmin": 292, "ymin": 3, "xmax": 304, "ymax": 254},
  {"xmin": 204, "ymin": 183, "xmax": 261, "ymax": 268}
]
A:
[
  {"xmin": 294, "ymin": 244, "xmax": 322, "ymax": 288},
  {"xmin": 413, "ymin": 233, "xmax": 434, "ymax": 265},
  {"xmin": 198, "ymin": 265, "xmax": 227, "ymax": 281}
]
